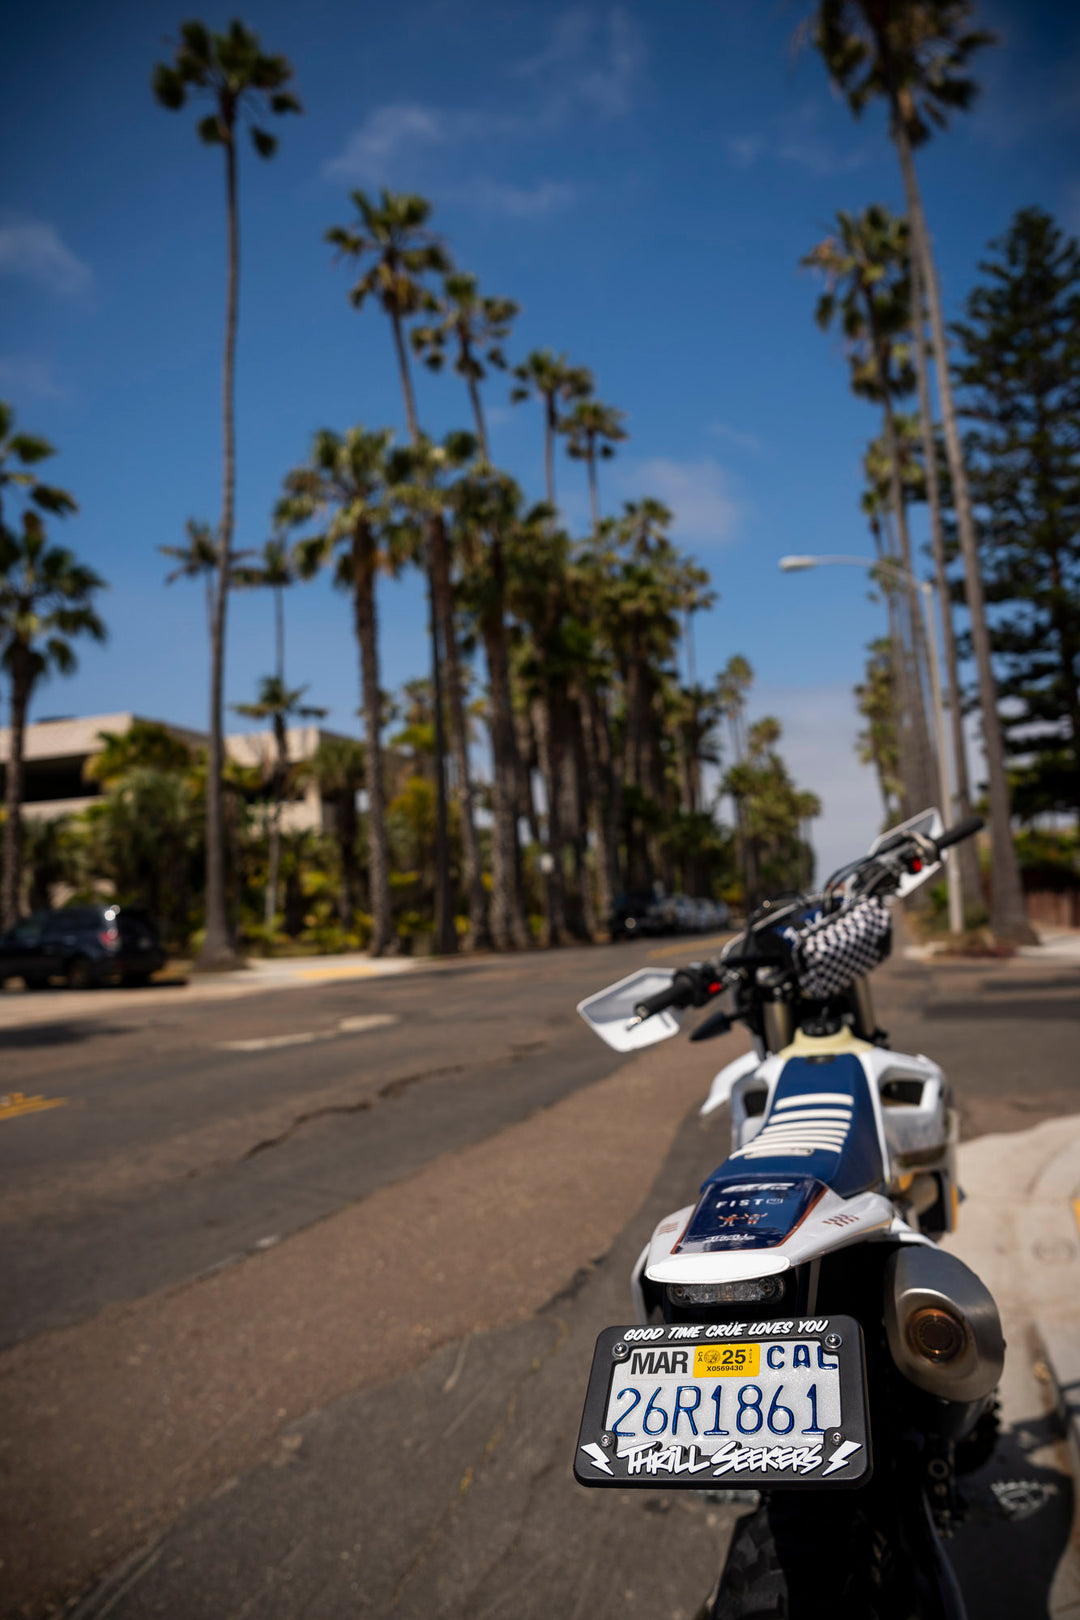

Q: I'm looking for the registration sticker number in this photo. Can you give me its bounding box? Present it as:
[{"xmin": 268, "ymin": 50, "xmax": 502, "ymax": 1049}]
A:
[
  {"xmin": 694, "ymin": 1343, "xmax": 759, "ymax": 1377},
  {"xmin": 575, "ymin": 1317, "xmax": 870, "ymax": 1489}
]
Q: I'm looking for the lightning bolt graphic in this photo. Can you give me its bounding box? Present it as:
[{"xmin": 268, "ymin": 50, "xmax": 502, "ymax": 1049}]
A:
[
  {"xmin": 822, "ymin": 1440, "xmax": 862, "ymax": 1477},
  {"xmin": 580, "ymin": 1442, "xmax": 614, "ymax": 1476}
]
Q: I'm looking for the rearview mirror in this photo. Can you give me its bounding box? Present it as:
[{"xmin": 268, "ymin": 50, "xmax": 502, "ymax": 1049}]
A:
[{"xmin": 577, "ymin": 967, "xmax": 683, "ymax": 1052}]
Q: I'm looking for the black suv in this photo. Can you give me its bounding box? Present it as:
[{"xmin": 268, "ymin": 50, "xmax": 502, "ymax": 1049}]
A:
[{"xmin": 0, "ymin": 905, "xmax": 165, "ymax": 989}]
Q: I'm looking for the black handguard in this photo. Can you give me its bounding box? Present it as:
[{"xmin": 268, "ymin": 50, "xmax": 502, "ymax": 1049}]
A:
[{"xmin": 632, "ymin": 962, "xmax": 724, "ymax": 1023}]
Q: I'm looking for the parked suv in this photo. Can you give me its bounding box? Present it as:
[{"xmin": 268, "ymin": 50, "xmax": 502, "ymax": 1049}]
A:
[{"xmin": 0, "ymin": 904, "xmax": 165, "ymax": 989}]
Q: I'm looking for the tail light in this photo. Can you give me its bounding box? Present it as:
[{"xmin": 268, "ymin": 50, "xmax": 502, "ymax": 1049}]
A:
[{"xmin": 98, "ymin": 928, "xmax": 119, "ymax": 949}]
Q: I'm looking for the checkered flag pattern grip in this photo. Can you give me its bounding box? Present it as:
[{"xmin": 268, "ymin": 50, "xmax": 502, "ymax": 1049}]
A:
[{"xmin": 793, "ymin": 898, "xmax": 892, "ymax": 1000}]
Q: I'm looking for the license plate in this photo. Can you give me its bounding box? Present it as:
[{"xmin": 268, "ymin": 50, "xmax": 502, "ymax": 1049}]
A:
[{"xmin": 575, "ymin": 1316, "xmax": 869, "ymax": 1488}]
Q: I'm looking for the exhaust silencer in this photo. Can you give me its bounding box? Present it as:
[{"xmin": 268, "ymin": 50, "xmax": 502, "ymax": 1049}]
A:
[{"xmin": 884, "ymin": 1245, "xmax": 1004, "ymax": 1404}]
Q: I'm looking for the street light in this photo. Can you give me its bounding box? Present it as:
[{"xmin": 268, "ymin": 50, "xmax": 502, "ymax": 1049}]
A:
[{"xmin": 779, "ymin": 553, "xmax": 964, "ymax": 935}]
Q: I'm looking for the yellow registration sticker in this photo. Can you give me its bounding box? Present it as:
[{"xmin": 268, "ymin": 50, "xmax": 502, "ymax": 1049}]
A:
[{"xmin": 693, "ymin": 1342, "xmax": 760, "ymax": 1378}]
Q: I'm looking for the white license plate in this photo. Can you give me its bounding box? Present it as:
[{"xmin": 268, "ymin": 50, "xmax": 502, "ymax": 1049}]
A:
[{"xmin": 575, "ymin": 1317, "xmax": 869, "ymax": 1488}]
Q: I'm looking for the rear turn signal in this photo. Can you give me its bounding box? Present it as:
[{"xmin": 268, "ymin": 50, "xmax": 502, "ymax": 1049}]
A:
[{"xmin": 906, "ymin": 1305, "xmax": 967, "ymax": 1364}]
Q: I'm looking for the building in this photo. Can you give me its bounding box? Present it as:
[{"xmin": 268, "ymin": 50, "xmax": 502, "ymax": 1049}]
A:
[{"xmin": 0, "ymin": 712, "xmax": 359, "ymax": 833}]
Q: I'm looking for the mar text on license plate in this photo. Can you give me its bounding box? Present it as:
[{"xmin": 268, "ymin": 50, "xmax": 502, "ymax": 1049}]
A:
[{"xmin": 574, "ymin": 1316, "xmax": 869, "ymax": 1489}]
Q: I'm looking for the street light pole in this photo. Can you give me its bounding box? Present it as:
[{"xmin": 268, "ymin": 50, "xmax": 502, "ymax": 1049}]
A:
[{"xmin": 779, "ymin": 554, "xmax": 964, "ymax": 934}]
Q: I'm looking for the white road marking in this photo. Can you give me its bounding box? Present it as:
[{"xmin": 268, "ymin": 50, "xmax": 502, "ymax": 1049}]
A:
[
  {"xmin": 219, "ymin": 1032, "xmax": 319, "ymax": 1052},
  {"xmin": 217, "ymin": 1014, "xmax": 398, "ymax": 1053}
]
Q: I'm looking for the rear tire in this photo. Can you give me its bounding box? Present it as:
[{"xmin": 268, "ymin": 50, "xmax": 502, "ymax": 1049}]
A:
[
  {"xmin": 710, "ymin": 1495, "xmax": 922, "ymax": 1620},
  {"xmin": 22, "ymin": 976, "xmax": 48, "ymax": 991},
  {"xmin": 121, "ymin": 971, "xmax": 152, "ymax": 988}
]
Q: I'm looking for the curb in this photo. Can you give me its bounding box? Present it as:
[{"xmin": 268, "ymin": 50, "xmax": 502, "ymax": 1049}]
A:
[{"xmin": 1024, "ymin": 1135, "xmax": 1080, "ymax": 1480}]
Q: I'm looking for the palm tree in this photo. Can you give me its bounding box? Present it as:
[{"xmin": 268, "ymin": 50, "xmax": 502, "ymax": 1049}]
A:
[
  {"xmin": 391, "ymin": 432, "xmax": 490, "ymax": 948},
  {"xmin": 0, "ymin": 512, "xmax": 106, "ymax": 926},
  {"xmin": 153, "ymin": 19, "xmax": 301, "ymax": 969},
  {"xmin": 276, "ymin": 427, "xmax": 400, "ymax": 955},
  {"xmin": 0, "ymin": 405, "xmax": 77, "ymax": 526},
  {"xmin": 411, "ymin": 272, "xmax": 518, "ymax": 461},
  {"xmin": 305, "ymin": 735, "xmax": 366, "ymax": 928},
  {"xmin": 161, "ymin": 518, "xmax": 251, "ymax": 641},
  {"xmin": 906, "ymin": 242, "xmax": 983, "ymax": 912},
  {"xmin": 232, "ymin": 675, "xmax": 326, "ymax": 935},
  {"xmin": 561, "ymin": 398, "xmax": 627, "ymax": 528},
  {"xmin": 451, "ymin": 469, "xmax": 532, "ymax": 949},
  {"xmin": 510, "ymin": 351, "xmax": 593, "ymax": 508},
  {"xmin": 812, "ymin": 0, "xmax": 1031, "ymax": 938},
  {"xmin": 413, "ymin": 272, "xmax": 531, "ymax": 948},
  {"xmin": 325, "ymin": 188, "xmax": 456, "ymax": 953},
  {"xmin": 233, "ymin": 537, "xmax": 302, "ymax": 682},
  {"xmin": 803, "ymin": 206, "xmax": 939, "ymax": 816}
]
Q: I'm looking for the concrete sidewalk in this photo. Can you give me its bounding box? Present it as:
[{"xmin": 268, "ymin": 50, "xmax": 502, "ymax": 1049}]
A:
[{"xmin": 947, "ymin": 1113, "xmax": 1080, "ymax": 1616}]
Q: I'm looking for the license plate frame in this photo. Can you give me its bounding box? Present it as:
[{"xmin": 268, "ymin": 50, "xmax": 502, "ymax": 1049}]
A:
[{"xmin": 575, "ymin": 1315, "xmax": 870, "ymax": 1489}]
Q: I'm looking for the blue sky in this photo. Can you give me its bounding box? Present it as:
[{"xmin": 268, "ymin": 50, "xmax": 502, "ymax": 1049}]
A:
[{"xmin": 2, "ymin": 0, "xmax": 1078, "ymax": 876}]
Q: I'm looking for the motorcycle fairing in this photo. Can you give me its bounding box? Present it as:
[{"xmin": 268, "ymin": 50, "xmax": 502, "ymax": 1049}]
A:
[
  {"xmin": 674, "ymin": 1176, "xmax": 827, "ymax": 1255},
  {"xmin": 644, "ymin": 1184, "xmax": 895, "ymax": 1286},
  {"xmin": 717, "ymin": 1052, "xmax": 885, "ymax": 1199}
]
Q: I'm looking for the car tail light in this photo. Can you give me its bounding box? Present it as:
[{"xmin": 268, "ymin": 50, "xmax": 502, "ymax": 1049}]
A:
[{"xmin": 99, "ymin": 928, "xmax": 119, "ymax": 949}]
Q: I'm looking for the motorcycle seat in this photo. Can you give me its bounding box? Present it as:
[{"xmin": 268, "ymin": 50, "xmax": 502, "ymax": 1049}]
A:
[{"xmin": 707, "ymin": 1052, "xmax": 884, "ymax": 1200}]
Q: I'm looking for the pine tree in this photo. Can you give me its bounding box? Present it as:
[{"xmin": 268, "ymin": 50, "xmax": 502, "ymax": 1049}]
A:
[{"xmin": 952, "ymin": 208, "xmax": 1080, "ymax": 820}]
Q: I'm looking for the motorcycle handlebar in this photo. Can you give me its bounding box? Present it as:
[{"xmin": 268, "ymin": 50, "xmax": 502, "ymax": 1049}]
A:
[
  {"xmin": 631, "ymin": 963, "xmax": 725, "ymax": 1023},
  {"xmin": 933, "ymin": 815, "xmax": 984, "ymax": 853}
]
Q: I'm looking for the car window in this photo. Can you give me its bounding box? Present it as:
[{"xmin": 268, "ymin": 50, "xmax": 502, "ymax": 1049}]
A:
[
  {"xmin": 56, "ymin": 907, "xmax": 104, "ymax": 929},
  {"xmin": 11, "ymin": 917, "xmax": 46, "ymax": 945}
]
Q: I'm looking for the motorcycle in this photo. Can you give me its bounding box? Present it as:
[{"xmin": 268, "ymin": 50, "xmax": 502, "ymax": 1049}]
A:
[{"xmin": 573, "ymin": 810, "xmax": 1003, "ymax": 1620}]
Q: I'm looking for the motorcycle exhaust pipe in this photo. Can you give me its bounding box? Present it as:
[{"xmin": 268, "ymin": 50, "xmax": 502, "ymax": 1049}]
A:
[{"xmin": 884, "ymin": 1245, "xmax": 1004, "ymax": 1404}]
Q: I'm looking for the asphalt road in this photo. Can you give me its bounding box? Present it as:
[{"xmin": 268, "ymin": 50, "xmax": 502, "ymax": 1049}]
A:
[{"xmin": 1, "ymin": 938, "xmax": 1078, "ymax": 1618}]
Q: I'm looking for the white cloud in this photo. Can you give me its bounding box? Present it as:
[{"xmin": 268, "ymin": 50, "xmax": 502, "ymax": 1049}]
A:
[
  {"xmin": 448, "ymin": 177, "xmax": 581, "ymax": 219},
  {"xmin": 0, "ymin": 355, "xmax": 69, "ymax": 402},
  {"xmin": 323, "ymin": 102, "xmax": 458, "ymax": 184},
  {"xmin": 721, "ymin": 102, "xmax": 868, "ymax": 179},
  {"xmin": 709, "ymin": 421, "xmax": 763, "ymax": 455},
  {"xmin": 725, "ymin": 134, "xmax": 765, "ymax": 169},
  {"xmin": 614, "ymin": 456, "xmax": 741, "ymax": 546},
  {"xmin": 0, "ymin": 219, "xmax": 91, "ymax": 297},
  {"xmin": 753, "ymin": 683, "xmax": 883, "ymax": 885},
  {"xmin": 513, "ymin": 7, "xmax": 644, "ymax": 121}
]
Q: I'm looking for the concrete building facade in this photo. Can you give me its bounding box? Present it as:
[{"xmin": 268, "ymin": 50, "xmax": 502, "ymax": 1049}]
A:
[{"xmin": 0, "ymin": 712, "xmax": 357, "ymax": 834}]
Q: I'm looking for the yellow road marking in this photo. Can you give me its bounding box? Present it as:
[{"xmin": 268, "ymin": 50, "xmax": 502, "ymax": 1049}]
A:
[
  {"xmin": 1072, "ymin": 1199, "xmax": 1080, "ymax": 1242},
  {"xmin": 293, "ymin": 964, "xmax": 385, "ymax": 981},
  {"xmin": 0, "ymin": 1091, "xmax": 67, "ymax": 1121}
]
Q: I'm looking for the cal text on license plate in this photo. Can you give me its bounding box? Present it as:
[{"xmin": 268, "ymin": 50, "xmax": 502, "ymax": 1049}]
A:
[{"xmin": 575, "ymin": 1316, "xmax": 869, "ymax": 1488}]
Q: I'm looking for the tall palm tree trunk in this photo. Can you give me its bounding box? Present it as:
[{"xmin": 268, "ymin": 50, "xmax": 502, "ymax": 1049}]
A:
[
  {"xmin": 353, "ymin": 523, "xmax": 395, "ymax": 954},
  {"xmin": 864, "ymin": 292, "xmax": 939, "ymax": 814},
  {"xmin": 877, "ymin": 508, "xmax": 925, "ymax": 820},
  {"xmin": 432, "ymin": 514, "xmax": 488, "ymax": 948},
  {"xmin": 464, "ymin": 365, "xmax": 530, "ymax": 949},
  {"xmin": 390, "ymin": 308, "xmax": 454, "ymax": 953},
  {"xmin": 265, "ymin": 714, "xmax": 286, "ymax": 934},
  {"xmin": 909, "ymin": 246, "xmax": 983, "ymax": 912},
  {"xmin": 580, "ymin": 686, "xmax": 616, "ymax": 932},
  {"xmin": 532, "ymin": 692, "xmax": 566, "ymax": 945},
  {"xmin": 482, "ymin": 572, "xmax": 530, "ymax": 948},
  {"xmin": 894, "ymin": 126, "xmax": 1034, "ymax": 942},
  {"xmin": 586, "ymin": 450, "xmax": 600, "ymax": 530},
  {"xmin": 274, "ymin": 585, "xmax": 285, "ymax": 683},
  {"xmin": 200, "ymin": 132, "xmax": 240, "ymax": 970},
  {"xmin": 543, "ymin": 397, "xmax": 557, "ymax": 508},
  {"xmin": 2, "ymin": 648, "xmax": 30, "ymax": 928}
]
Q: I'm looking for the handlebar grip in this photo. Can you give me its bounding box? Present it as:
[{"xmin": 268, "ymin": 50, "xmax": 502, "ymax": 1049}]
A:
[
  {"xmin": 632, "ymin": 963, "xmax": 726, "ymax": 1022},
  {"xmin": 935, "ymin": 815, "xmax": 984, "ymax": 852},
  {"xmin": 632, "ymin": 981, "xmax": 691, "ymax": 1021}
]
